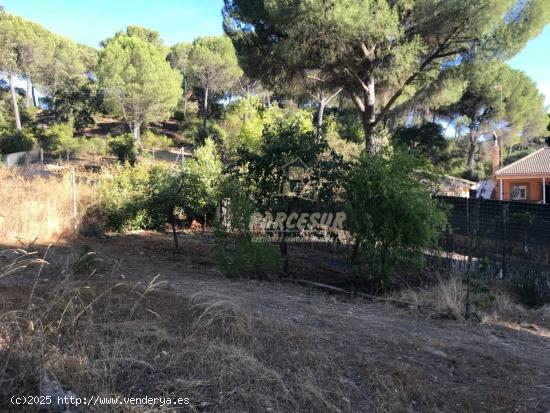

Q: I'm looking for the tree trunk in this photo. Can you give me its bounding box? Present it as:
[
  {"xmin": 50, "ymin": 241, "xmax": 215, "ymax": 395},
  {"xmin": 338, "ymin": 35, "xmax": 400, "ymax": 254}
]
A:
[
  {"xmin": 9, "ymin": 74, "xmax": 22, "ymax": 133},
  {"xmin": 32, "ymin": 85, "xmax": 37, "ymax": 107},
  {"xmin": 25, "ymin": 77, "xmax": 33, "ymax": 108},
  {"xmin": 363, "ymin": 76, "xmax": 378, "ymax": 153},
  {"xmin": 182, "ymin": 76, "xmax": 188, "ymax": 118},
  {"xmin": 466, "ymin": 127, "xmax": 477, "ymax": 171},
  {"xmin": 202, "ymin": 86, "xmax": 209, "ymax": 135},
  {"xmin": 133, "ymin": 121, "xmax": 142, "ymax": 146},
  {"xmin": 316, "ymin": 99, "xmax": 326, "ymax": 138}
]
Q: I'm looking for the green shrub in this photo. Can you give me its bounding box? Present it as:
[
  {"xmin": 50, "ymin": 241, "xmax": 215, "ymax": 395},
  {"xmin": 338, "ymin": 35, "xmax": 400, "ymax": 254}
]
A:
[
  {"xmin": 41, "ymin": 122, "xmax": 81, "ymax": 156},
  {"xmin": 100, "ymin": 161, "xmax": 184, "ymax": 231},
  {"xmin": 184, "ymin": 138, "xmax": 223, "ymax": 222},
  {"xmin": 214, "ymin": 180, "xmax": 282, "ymax": 278},
  {"xmin": 107, "ymin": 134, "xmax": 137, "ymax": 164},
  {"xmin": 20, "ymin": 106, "xmax": 39, "ymax": 124},
  {"xmin": 141, "ymin": 130, "xmax": 172, "ymax": 150},
  {"xmin": 0, "ymin": 128, "xmax": 37, "ymax": 154},
  {"xmin": 345, "ymin": 149, "xmax": 448, "ymax": 289}
]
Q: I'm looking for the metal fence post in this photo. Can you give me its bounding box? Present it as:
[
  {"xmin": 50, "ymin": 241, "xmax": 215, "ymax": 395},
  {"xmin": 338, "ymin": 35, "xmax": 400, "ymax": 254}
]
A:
[{"xmin": 71, "ymin": 168, "xmax": 77, "ymax": 231}]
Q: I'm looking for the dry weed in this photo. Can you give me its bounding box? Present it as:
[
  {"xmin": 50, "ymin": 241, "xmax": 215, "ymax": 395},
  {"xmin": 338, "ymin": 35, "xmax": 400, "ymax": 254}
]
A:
[
  {"xmin": 0, "ymin": 255, "xmax": 365, "ymax": 412},
  {"xmin": 0, "ymin": 167, "xmax": 96, "ymax": 244}
]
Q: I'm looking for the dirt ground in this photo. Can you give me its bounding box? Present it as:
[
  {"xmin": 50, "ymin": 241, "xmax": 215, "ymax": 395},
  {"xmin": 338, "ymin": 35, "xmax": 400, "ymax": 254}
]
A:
[{"xmin": 2, "ymin": 231, "xmax": 550, "ymax": 412}]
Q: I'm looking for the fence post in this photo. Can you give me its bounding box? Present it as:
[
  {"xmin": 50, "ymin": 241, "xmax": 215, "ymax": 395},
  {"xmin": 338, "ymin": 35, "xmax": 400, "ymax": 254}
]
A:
[
  {"xmin": 152, "ymin": 147, "xmax": 155, "ymax": 161},
  {"xmin": 71, "ymin": 168, "xmax": 78, "ymax": 231},
  {"xmin": 40, "ymin": 148, "xmax": 44, "ymax": 169}
]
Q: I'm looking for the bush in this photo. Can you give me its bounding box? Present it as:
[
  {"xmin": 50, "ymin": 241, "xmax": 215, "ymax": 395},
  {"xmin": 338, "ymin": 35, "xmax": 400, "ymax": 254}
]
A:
[
  {"xmin": 0, "ymin": 128, "xmax": 37, "ymax": 154},
  {"xmin": 20, "ymin": 106, "xmax": 39, "ymax": 124},
  {"xmin": 79, "ymin": 136, "xmax": 108, "ymax": 158},
  {"xmin": 345, "ymin": 149, "xmax": 448, "ymax": 289},
  {"xmin": 100, "ymin": 161, "xmax": 187, "ymax": 232},
  {"xmin": 41, "ymin": 122, "xmax": 81, "ymax": 156},
  {"xmin": 215, "ymin": 180, "xmax": 282, "ymax": 278},
  {"xmin": 514, "ymin": 269, "xmax": 550, "ymax": 308},
  {"xmin": 107, "ymin": 134, "xmax": 137, "ymax": 164},
  {"xmin": 141, "ymin": 130, "xmax": 172, "ymax": 150}
]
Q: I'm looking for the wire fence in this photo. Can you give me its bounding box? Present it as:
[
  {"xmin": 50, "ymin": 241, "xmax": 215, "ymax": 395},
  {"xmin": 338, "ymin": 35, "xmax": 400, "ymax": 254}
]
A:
[{"xmin": 436, "ymin": 196, "xmax": 550, "ymax": 303}]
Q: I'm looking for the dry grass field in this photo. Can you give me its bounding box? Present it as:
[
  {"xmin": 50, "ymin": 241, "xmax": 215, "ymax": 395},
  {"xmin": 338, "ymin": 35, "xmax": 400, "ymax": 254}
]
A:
[{"xmin": 0, "ymin": 167, "xmax": 96, "ymax": 245}]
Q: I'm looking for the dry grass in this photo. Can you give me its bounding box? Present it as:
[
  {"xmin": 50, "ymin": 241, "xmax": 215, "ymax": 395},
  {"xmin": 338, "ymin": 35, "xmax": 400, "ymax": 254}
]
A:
[
  {"xmin": 393, "ymin": 274, "xmax": 540, "ymax": 325},
  {"xmin": 1, "ymin": 248, "xmax": 549, "ymax": 412},
  {"xmin": 395, "ymin": 275, "xmax": 467, "ymax": 319},
  {"xmin": 0, "ymin": 254, "xmax": 367, "ymax": 412},
  {"xmin": 0, "ymin": 167, "xmax": 96, "ymax": 245}
]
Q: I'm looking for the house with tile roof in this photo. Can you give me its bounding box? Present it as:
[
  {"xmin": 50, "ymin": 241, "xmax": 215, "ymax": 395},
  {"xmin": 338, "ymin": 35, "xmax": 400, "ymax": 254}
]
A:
[{"xmin": 493, "ymin": 142, "xmax": 550, "ymax": 203}]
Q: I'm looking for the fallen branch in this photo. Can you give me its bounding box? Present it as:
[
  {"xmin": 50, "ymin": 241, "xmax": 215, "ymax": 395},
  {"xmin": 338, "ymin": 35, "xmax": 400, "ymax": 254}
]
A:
[{"xmin": 295, "ymin": 279, "xmax": 438, "ymax": 311}]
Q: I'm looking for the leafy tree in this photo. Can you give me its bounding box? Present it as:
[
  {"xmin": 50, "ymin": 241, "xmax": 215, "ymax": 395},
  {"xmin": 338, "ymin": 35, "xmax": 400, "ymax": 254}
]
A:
[
  {"xmin": 0, "ymin": 128, "xmax": 36, "ymax": 153},
  {"xmin": 235, "ymin": 116, "xmax": 348, "ymax": 267},
  {"xmin": 35, "ymin": 36, "xmax": 94, "ymax": 113},
  {"xmin": 224, "ymin": 0, "xmax": 550, "ymax": 152},
  {"xmin": 168, "ymin": 42, "xmax": 193, "ymax": 118},
  {"xmin": 107, "ymin": 134, "xmax": 137, "ymax": 165},
  {"xmin": 189, "ymin": 36, "xmax": 242, "ymax": 137},
  {"xmin": 99, "ymin": 153, "xmax": 219, "ymax": 249},
  {"xmin": 345, "ymin": 149, "xmax": 447, "ymax": 288},
  {"xmin": 437, "ymin": 61, "xmax": 547, "ymax": 172},
  {"xmin": 0, "ymin": 10, "xmax": 22, "ymax": 132},
  {"xmin": 221, "ymin": 96, "xmax": 265, "ymax": 154},
  {"xmin": 97, "ymin": 33, "xmax": 182, "ymax": 145},
  {"xmin": 53, "ymin": 76, "xmax": 103, "ymax": 131},
  {"xmin": 184, "ymin": 138, "xmax": 224, "ymax": 225},
  {"xmin": 391, "ymin": 122, "xmax": 450, "ymax": 166},
  {"xmin": 101, "ymin": 25, "xmax": 165, "ymax": 49}
]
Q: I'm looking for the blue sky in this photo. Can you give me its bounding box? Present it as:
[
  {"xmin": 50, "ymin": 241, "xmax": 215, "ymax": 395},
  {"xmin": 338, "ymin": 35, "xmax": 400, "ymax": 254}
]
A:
[
  {"xmin": 2, "ymin": 0, "xmax": 225, "ymax": 46},
  {"xmin": 3, "ymin": 0, "xmax": 549, "ymax": 106}
]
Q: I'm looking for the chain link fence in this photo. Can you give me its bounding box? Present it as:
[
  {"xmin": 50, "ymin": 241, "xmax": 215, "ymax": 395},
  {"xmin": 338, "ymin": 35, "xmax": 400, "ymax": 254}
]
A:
[{"xmin": 437, "ymin": 196, "xmax": 550, "ymax": 304}]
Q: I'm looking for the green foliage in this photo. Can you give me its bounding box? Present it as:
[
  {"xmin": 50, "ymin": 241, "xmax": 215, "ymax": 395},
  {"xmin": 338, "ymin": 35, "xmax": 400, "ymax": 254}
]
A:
[
  {"xmin": 188, "ymin": 35, "xmax": 243, "ymax": 138},
  {"xmin": 79, "ymin": 136, "xmax": 108, "ymax": 158},
  {"xmin": 221, "ymin": 97, "xmax": 264, "ymax": 154},
  {"xmin": 184, "ymin": 138, "xmax": 223, "ymax": 221},
  {"xmin": 0, "ymin": 128, "xmax": 36, "ymax": 154},
  {"xmin": 100, "ymin": 162, "xmax": 186, "ymax": 231},
  {"xmin": 214, "ymin": 179, "xmax": 282, "ymax": 278},
  {"xmin": 189, "ymin": 36, "xmax": 242, "ymax": 95},
  {"xmin": 345, "ymin": 149, "xmax": 447, "ymax": 289},
  {"xmin": 97, "ymin": 33, "xmax": 182, "ymax": 142},
  {"xmin": 41, "ymin": 122, "xmax": 81, "ymax": 155},
  {"xmin": 328, "ymin": 109, "xmax": 364, "ymax": 144},
  {"xmin": 100, "ymin": 139, "xmax": 222, "ymax": 233},
  {"xmin": 141, "ymin": 130, "xmax": 172, "ymax": 150},
  {"xmin": 464, "ymin": 258, "xmax": 496, "ymax": 319},
  {"xmin": 20, "ymin": 106, "xmax": 38, "ymax": 124},
  {"xmin": 391, "ymin": 122, "xmax": 450, "ymax": 166},
  {"xmin": 54, "ymin": 76, "xmax": 103, "ymax": 130},
  {"xmin": 236, "ymin": 116, "xmax": 346, "ymax": 210},
  {"xmin": 107, "ymin": 134, "xmax": 137, "ymax": 164},
  {"xmin": 224, "ymin": 0, "xmax": 550, "ymax": 148}
]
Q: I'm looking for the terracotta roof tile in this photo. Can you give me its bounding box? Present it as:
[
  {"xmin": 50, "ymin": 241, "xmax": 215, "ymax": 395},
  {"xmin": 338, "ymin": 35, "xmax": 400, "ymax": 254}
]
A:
[{"xmin": 495, "ymin": 147, "xmax": 550, "ymax": 176}]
